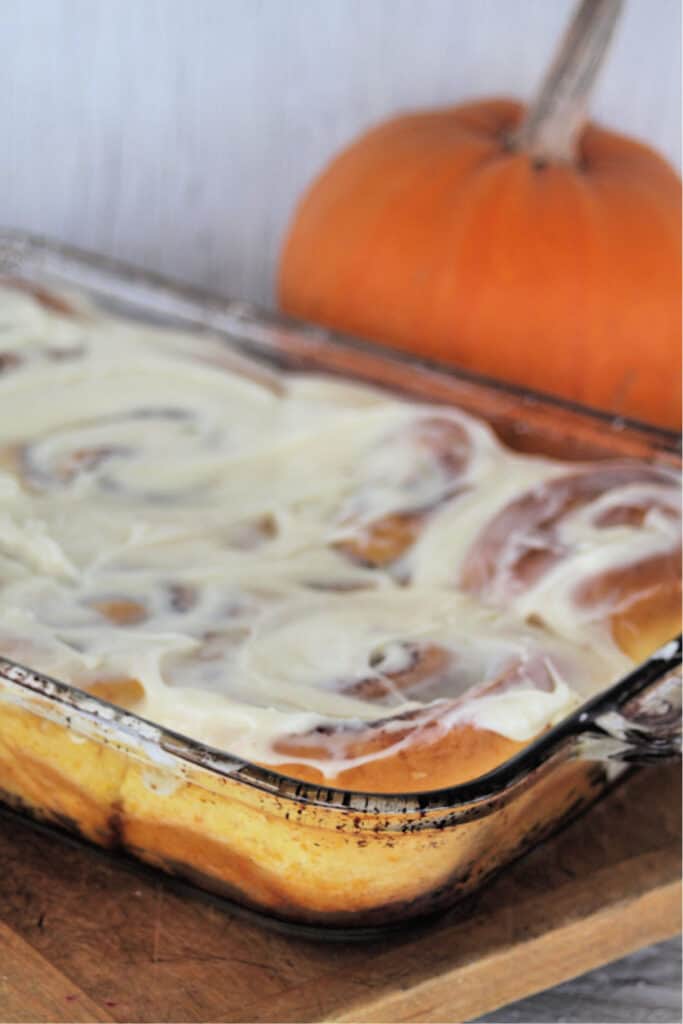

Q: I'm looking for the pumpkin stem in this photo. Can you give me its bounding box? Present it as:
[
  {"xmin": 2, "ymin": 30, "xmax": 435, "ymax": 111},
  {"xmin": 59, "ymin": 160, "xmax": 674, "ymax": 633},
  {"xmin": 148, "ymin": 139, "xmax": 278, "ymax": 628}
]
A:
[{"xmin": 513, "ymin": 0, "xmax": 624, "ymax": 165}]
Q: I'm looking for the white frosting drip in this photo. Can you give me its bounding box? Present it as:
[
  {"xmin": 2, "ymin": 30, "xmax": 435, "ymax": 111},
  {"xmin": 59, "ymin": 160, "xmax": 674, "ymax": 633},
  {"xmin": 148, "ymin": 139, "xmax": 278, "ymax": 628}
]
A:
[{"xmin": 0, "ymin": 284, "xmax": 678, "ymax": 777}]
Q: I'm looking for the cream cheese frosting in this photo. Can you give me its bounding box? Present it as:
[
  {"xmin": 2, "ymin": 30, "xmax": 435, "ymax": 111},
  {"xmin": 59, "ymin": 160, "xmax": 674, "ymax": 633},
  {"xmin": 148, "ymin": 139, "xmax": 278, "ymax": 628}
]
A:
[{"xmin": 0, "ymin": 283, "xmax": 679, "ymax": 777}]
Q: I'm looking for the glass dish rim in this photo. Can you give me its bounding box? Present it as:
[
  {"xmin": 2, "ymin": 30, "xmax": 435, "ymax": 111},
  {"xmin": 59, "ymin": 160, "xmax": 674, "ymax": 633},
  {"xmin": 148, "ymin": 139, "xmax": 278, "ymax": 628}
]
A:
[
  {"xmin": 0, "ymin": 228, "xmax": 680, "ymax": 816},
  {"xmin": 1, "ymin": 639, "xmax": 680, "ymax": 817}
]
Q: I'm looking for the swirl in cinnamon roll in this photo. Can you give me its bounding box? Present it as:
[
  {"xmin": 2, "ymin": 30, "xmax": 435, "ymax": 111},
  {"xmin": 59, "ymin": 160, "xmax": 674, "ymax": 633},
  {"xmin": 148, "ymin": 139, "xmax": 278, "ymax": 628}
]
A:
[
  {"xmin": 455, "ymin": 465, "xmax": 681, "ymax": 660},
  {"xmin": 334, "ymin": 413, "xmax": 495, "ymax": 572}
]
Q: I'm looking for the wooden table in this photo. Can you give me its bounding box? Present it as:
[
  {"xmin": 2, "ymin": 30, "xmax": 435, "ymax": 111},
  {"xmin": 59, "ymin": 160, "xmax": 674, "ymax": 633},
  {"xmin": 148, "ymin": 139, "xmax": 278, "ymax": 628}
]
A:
[{"xmin": 0, "ymin": 761, "xmax": 680, "ymax": 1023}]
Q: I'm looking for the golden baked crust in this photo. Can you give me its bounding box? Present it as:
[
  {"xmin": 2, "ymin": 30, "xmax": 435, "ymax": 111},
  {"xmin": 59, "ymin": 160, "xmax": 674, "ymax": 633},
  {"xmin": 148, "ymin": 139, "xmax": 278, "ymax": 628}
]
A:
[{"xmin": 0, "ymin": 681, "xmax": 609, "ymax": 926}]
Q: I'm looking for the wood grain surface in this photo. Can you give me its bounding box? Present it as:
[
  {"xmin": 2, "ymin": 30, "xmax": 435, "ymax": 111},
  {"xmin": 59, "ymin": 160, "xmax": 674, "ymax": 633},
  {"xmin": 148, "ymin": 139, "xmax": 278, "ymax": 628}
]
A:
[
  {"xmin": 0, "ymin": 762, "xmax": 680, "ymax": 1024},
  {"xmin": 0, "ymin": 923, "xmax": 113, "ymax": 1024}
]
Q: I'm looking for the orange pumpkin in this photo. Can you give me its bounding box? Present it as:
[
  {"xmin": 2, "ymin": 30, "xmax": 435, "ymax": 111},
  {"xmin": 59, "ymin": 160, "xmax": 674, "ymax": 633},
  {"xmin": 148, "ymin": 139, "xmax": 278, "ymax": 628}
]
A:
[{"xmin": 279, "ymin": 1, "xmax": 682, "ymax": 430}]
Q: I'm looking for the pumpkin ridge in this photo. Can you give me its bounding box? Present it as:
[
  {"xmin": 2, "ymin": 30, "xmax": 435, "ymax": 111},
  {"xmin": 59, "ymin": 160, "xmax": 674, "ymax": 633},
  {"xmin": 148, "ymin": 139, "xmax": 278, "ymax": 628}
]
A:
[
  {"xmin": 432, "ymin": 157, "xmax": 598, "ymax": 395},
  {"xmin": 328, "ymin": 143, "xmax": 511, "ymax": 341},
  {"xmin": 284, "ymin": 128, "xmax": 503, "ymax": 329}
]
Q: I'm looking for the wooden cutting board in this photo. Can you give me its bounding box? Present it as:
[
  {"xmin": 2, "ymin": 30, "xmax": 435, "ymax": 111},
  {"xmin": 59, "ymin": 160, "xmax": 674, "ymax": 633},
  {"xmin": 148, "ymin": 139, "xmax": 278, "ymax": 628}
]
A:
[{"xmin": 0, "ymin": 762, "xmax": 680, "ymax": 1024}]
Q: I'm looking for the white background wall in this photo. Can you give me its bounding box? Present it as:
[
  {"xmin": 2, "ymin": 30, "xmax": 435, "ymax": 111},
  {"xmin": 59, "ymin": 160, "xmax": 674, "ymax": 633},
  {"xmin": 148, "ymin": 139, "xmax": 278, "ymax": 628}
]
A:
[{"xmin": 2, "ymin": 0, "xmax": 680, "ymax": 308}]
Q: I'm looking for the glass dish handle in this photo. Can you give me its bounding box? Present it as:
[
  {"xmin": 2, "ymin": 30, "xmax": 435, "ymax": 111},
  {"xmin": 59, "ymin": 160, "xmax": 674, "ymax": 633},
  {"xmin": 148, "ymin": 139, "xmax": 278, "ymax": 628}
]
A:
[{"xmin": 579, "ymin": 636, "xmax": 682, "ymax": 765}]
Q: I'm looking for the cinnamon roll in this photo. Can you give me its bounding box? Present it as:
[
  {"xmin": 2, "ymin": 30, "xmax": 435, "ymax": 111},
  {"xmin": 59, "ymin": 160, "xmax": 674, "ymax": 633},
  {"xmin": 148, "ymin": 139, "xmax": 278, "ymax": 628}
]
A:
[
  {"xmin": 0, "ymin": 280, "xmax": 679, "ymax": 795},
  {"xmin": 334, "ymin": 412, "xmax": 495, "ymax": 572},
  {"xmin": 457, "ymin": 464, "xmax": 681, "ymax": 660}
]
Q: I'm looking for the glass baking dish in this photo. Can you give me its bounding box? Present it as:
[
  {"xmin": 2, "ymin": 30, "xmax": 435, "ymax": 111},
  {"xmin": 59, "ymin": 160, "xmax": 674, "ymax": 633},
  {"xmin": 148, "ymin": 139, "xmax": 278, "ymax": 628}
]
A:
[{"xmin": 0, "ymin": 229, "xmax": 680, "ymax": 934}]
